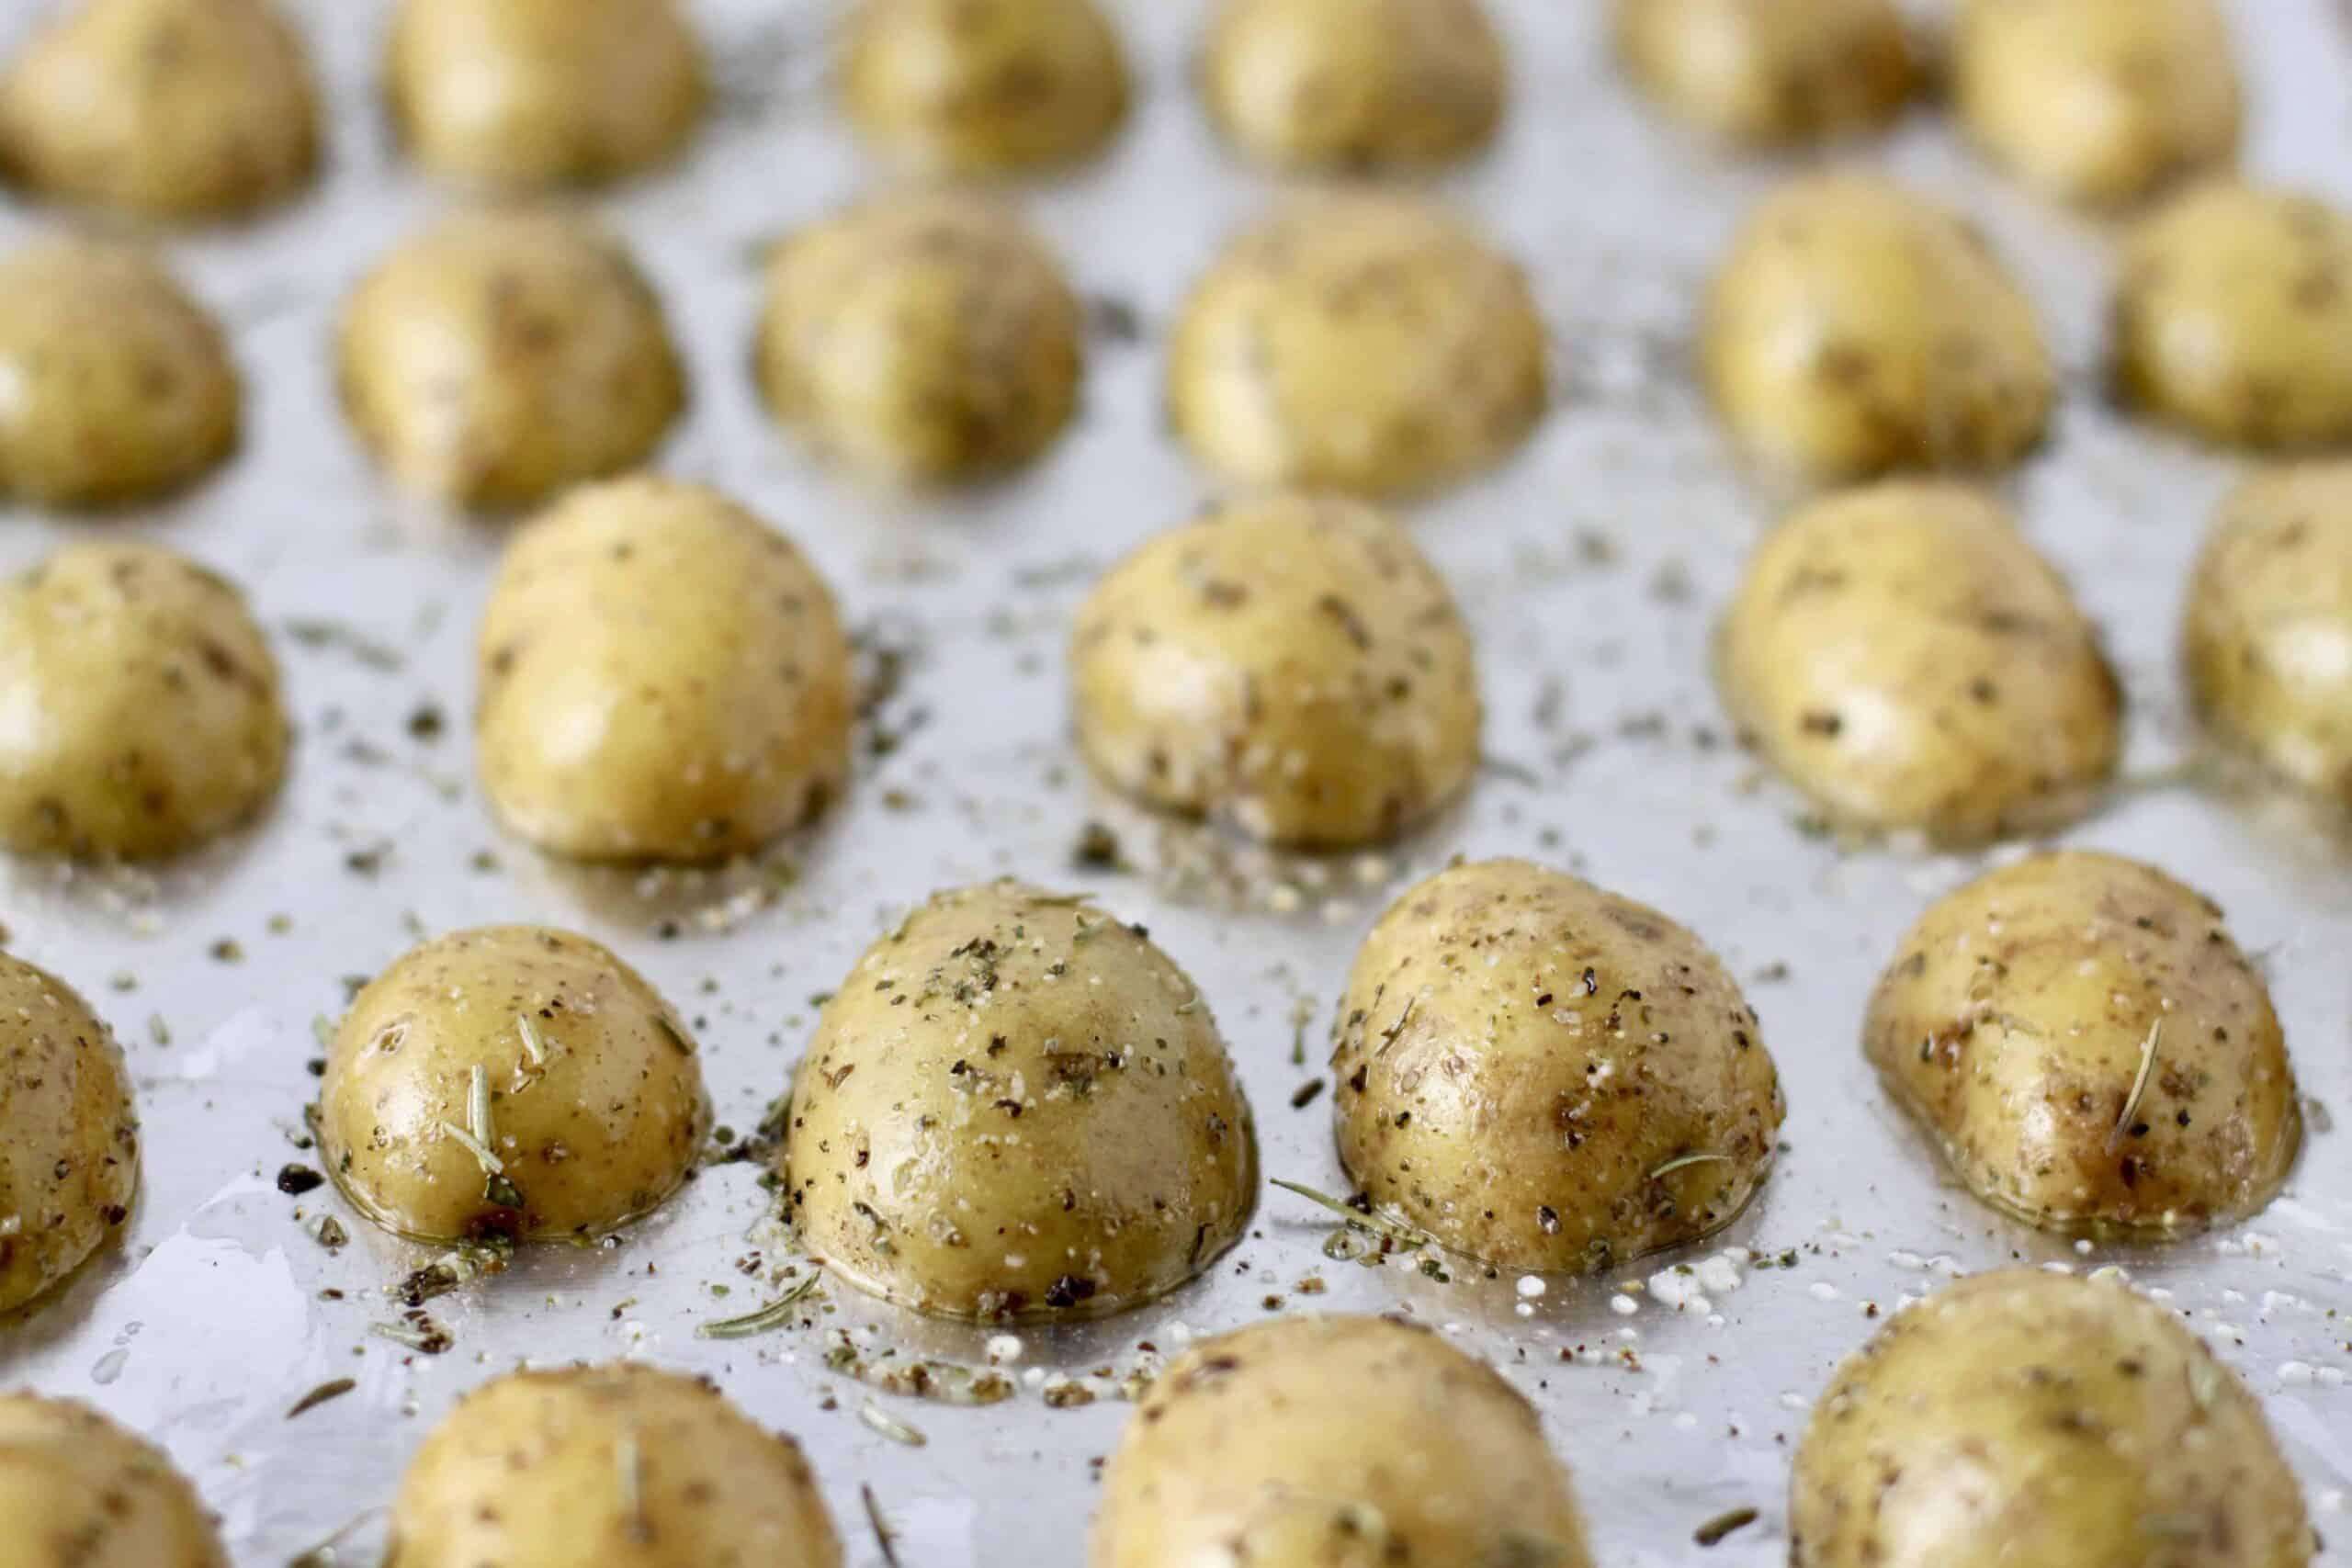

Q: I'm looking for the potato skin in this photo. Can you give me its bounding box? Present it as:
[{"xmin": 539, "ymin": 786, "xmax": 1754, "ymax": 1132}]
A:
[
  {"xmin": 1071, "ymin": 493, "xmax": 1481, "ymax": 848},
  {"xmin": 0, "ymin": 1395, "xmax": 226, "ymax": 1568},
  {"xmin": 1716, "ymin": 480, "xmax": 2121, "ymax": 843},
  {"xmin": 1792, "ymin": 1269, "xmax": 2313, "ymax": 1568},
  {"xmin": 1093, "ymin": 1315, "xmax": 1592, "ymax": 1568},
  {"xmin": 317, "ymin": 925, "xmax": 710, "ymax": 1245},
  {"xmin": 783, "ymin": 881, "xmax": 1257, "ymax": 1323},
  {"xmin": 842, "ymin": 0, "xmax": 1127, "ymax": 174},
  {"xmin": 1864, "ymin": 852, "xmax": 2301, "ymax": 1237},
  {"xmin": 1702, "ymin": 175, "xmax": 2052, "ymax": 480},
  {"xmin": 0, "ymin": 542, "xmax": 286, "ymax": 860},
  {"xmin": 1616, "ymin": 0, "xmax": 1915, "ymax": 147},
  {"xmin": 0, "ymin": 956, "xmax": 136, "ymax": 1314},
  {"xmin": 1333, "ymin": 859, "xmax": 1783, "ymax": 1273},
  {"xmin": 1169, "ymin": 195, "xmax": 1547, "ymax": 497}
]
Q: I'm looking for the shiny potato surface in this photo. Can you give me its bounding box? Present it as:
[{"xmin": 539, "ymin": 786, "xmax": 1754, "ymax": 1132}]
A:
[
  {"xmin": 0, "ymin": 955, "xmax": 136, "ymax": 1314},
  {"xmin": 0, "ymin": 1395, "xmax": 226, "ymax": 1568},
  {"xmin": 842, "ymin": 0, "xmax": 1127, "ymax": 174},
  {"xmin": 1615, "ymin": 0, "xmax": 1916, "ymax": 147},
  {"xmin": 783, "ymin": 881, "xmax": 1257, "ymax": 1322}
]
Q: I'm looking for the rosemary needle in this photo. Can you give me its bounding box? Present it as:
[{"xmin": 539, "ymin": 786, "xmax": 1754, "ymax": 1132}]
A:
[{"xmin": 2109, "ymin": 1018, "xmax": 2164, "ymax": 1154}]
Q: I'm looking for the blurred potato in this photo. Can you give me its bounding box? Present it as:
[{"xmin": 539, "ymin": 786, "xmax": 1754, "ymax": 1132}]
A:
[
  {"xmin": 842, "ymin": 0, "xmax": 1128, "ymax": 174},
  {"xmin": 0, "ymin": 954, "xmax": 137, "ymax": 1314},
  {"xmin": 0, "ymin": 1395, "xmax": 226, "ymax": 1568},
  {"xmin": 1616, "ymin": 0, "xmax": 1916, "ymax": 147}
]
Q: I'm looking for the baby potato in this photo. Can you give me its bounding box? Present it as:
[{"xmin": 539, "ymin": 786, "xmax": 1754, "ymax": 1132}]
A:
[
  {"xmin": 0, "ymin": 0, "xmax": 317, "ymax": 220},
  {"xmin": 1169, "ymin": 195, "xmax": 1547, "ymax": 497},
  {"xmin": 1094, "ymin": 1315, "xmax": 1592, "ymax": 1568},
  {"xmin": 1716, "ymin": 480, "xmax": 2121, "ymax": 843},
  {"xmin": 756, "ymin": 191, "xmax": 1082, "ymax": 480},
  {"xmin": 0, "ymin": 955, "xmax": 136, "ymax": 1314},
  {"xmin": 1616, "ymin": 0, "xmax": 1916, "ymax": 147},
  {"xmin": 1953, "ymin": 0, "xmax": 2238, "ymax": 207},
  {"xmin": 1202, "ymin": 0, "xmax": 1506, "ymax": 170},
  {"xmin": 782, "ymin": 881, "xmax": 1257, "ymax": 1322},
  {"xmin": 1865, "ymin": 851, "xmax": 2301, "ymax": 1237},
  {"xmin": 337, "ymin": 209, "xmax": 684, "ymax": 510},
  {"xmin": 1070, "ymin": 492, "xmax": 1481, "ymax": 848},
  {"xmin": 475, "ymin": 477, "xmax": 853, "ymax": 863},
  {"xmin": 387, "ymin": 0, "xmax": 706, "ymax": 186},
  {"xmin": 1702, "ymin": 175, "xmax": 2053, "ymax": 480},
  {"xmin": 1332, "ymin": 859, "xmax": 1783, "ymax": 1273},
  {"xmin": 0, "ymin": 239, "xmax": 239, "ymax": 508},
  {"xmin": 0, "ymin": 542, "xmax": 287, "ymax": 860},
  {"xmin": 2114, "ymin": 181, "xmax": 2352, "ymax": 449},
  {"xmin": 0, "ymin": 1395, "xmax": 226, "ymax": 1568},
  {"xmin": 1792, "ymin": 1269, "xmax": 2313, "ymax": 1568},
  {"xmin": 387, "ymin": 1363, "xmax": 840, "ymax": 1568},
  {"xmin": 317, "ymin": 925, "xmax": 710, "ymax": 1245},
  {"xmin": 842, "ymin": 0, "xmax": 1127, "ymax": 174}
]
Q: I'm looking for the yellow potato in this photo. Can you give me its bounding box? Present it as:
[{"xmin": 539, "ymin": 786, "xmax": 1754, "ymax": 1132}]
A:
[
  {"xmin": 1864, "ymin": 851, "xmax": 2301, "ymax": 1237},
  {"xmin": 1702, "ymin": 174, "xmax": 2053, "ymax": 480},
  {"xmin": 388, "ymin": 0, "xmax": 706, "ymax": 186},
  {"xmin": 0, "ymin": 542, "xmax": 287, "ymax": 860},
  {"xmin": 2114, "ymin": 181, "xmax": 2352, "ymax": 449},
  {"xmin": 1716, "ymin": 480, "xmax": 2121, "ymax": 843},
  {"xmin": 1792, "ymin": 1269, "xmax": 2314, "ymax": 1568},
  {"xmin": 782, "ymin": 881, "xmax": 1257, "ymax": 1322},
  {"xmin": 1093, "ymin": 1315, "xmax": 1592, "ymax": 1568},
  {"xmin": 337, "ymin": 210, "xmax": 684, "ymax": 510},
  {"xmin": 756, "ymin": 192, "xmax": 1082, "ymax": 480},
  {"xmin": 475, "ymin": 477, "xmax": 854, "ymax": 863},
  {"xmin": 842, "ymin": 0, "xmax": 1127, "ymax": 174},
  {"xmin": 1071, "ymin": 491, "xmax": 1481, "ymax": 847},
  {"xmin": 1169, "ymin": 195, "xmax": 1547, "ymax": 497},
  {"xmin": 317, "ymin": 925, "xmax": 710, "ymax": 1245},
  {"xmin": 0, "ymin": 955, "xmax": 136, "ymax": 1314},
  {"xmin": 1954, "ymin": 0, "xmax": 2238, "ymax": 206},
  {"xmin": 1616, "ymin": 0, "xmax": 1916, "ymax": 147},
  {"xmin": 0, "ymin": 1395, "xmax": 226, "ymax": 1568},
  {"xmin": 1332, "ymin": 858, "xmax": 1784, "ymax": 1273}
]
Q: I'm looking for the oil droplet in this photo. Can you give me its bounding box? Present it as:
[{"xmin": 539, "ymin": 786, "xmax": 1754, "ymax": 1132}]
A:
[{"xmin": 91, "ymin": 1348, "xmax": 129, "ymax": 1385}]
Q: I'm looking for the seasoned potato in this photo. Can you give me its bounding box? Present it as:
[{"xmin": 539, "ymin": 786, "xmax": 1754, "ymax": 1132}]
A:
[
  {"xmin": 0, "ymin": 955, "xmax": 136, "ymax": 1314},
  {"xmin": 1331, "ymin": 859, "xmax": 1783, "ymax": 1273},
  {"xmin": 0, "ymin": 1395, "xmax": 225, "ymax": 1568},
  {"xmin": 1094, "ymin": 1315, "xmax": 1592, "ymax": 1568},
  {"xmin": 1702, "ymin": 175, "xmax": 2053, "ymax": 480},
  {"xmin": 475, "ymin": 477, "xmax": 853, "ymax": 863},
  {"xmin": 842, "ymin": 0, "xmax": 1127, "ymax": 174},
  {"xmin": 337, "ymin": 210, "xmax": 684, "ymax": 510},
  {"xmin": 1865, "ymin": 852, "xmax": 2301, "ymax": 1236},
  {"xmin": 1169, "ymin": 195, "xmax": 1547, "ymax": 497},
  {"xmin": 1954, "ymin": 0, "xmax": 2238, "ymax": 207},
  {"xmin": 387, "ymin": 1363, "xmax": 840, "ymax": 1568},
  {"xmin": 0, "ymin": 239, "xmax": 239, "ymax": 508},
  {"xmin": 2114, "ymin": 182, "xmax": 2352, "ymax": 449},
  {"xmin": 1716, "ymin": 480, "xmax": 2121, "ymax": 843},
  {"xmin": 388, "ymin": 0, "xmax": 706, "ymax": 186},
  {"xmin": 1792, "ymin": 1269, "xmax": 2313, "ymax": 1568},
  {"xmin": 1203, "ymin": 0, "xmax": 1506, "ymax": 170},
  {"xmin": 2184, "ymin": 462, "xmax": 2352, "ymax": 801},
  {"xmin": 0, "ymin": 543, "xmax": 286, "ymax": 860},
  {"xmin": 783, "ymin": 881, "xmax": 1257, "ymax": 1322},
  {"xmin": 1616, "ymin": 0, "xmax": 1916, "ymax": 147},
  {"xmin": 1071, "ymin": 492, "xmax": 1481, "ymax": 847},
  {"xmin": 756, "ymin": 192, "xmax": 1082, "ymax": 480},
  {"xmin": 317, "ymin": 925, "xmax": 710, "ymax": 1245}
]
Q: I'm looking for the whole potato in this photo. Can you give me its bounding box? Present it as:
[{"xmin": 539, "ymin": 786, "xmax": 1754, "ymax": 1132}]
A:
[
  {"xmin": 756, "ymin": 192, "xmax": 1083, "ymax": 480},
  {"xmin": 782, "ymin": 881, "xmax": 1257, "ymax": 1322},
  {"xmin": 1865, "ymin": 852, "xmax": 2301, "ymax": 1236},
  {"xmin": 2114, "ymin": 181, "xmax": 2352, "ymax": 449},
  {"xmin": 1792, "ymin": 1269, "xmax": 2313, "ymax": 1568},
  {"xmin": 0, "ymin": 542, "xmax": 287, "ymax": 860},
  {"xmin": 475, "ymin": 477, "xmax": 853, "ymax": 863},
  {"xmin": 0, "ymin": 955, "xmax": 136, "ymax": 1314},
  {"xmin": 1093, "ymin": 1315, "xmax": 1592, "ymax": 1568},
  {"xmin": 317, "ymin": 925, "xmax": 710, "ymax": 1245},
  {"xmin": 1071, "ymin": 491, "xmax": 1481, "ymax": 848},
  {"xmin": 0, "ymin": 239, "xmax": 239, "ymax": 508},
  {"xmin": 1169, "ymin": 195, "xmax": 1547, "ymax": 497},
  {"xmin": 1716, "ymin": 480, "xmax": 2121, "ymax": 844},
  {"xmin": 1702, "ymin": 175, "xmax": 2053, "ymax": 480},
  {"xmin": 386, "ymin": 1363, "xmax": 840, "ymax": 1568},
  {"xmin": 1954, "ymin": 0, "xmax": 2238, "ymax": 207},
  {"xmin": 1616, "ymin": 0, "xmax": 1916, "ymax": 147},
  {"xmin": 2184, "ymin": 461, "xmax": 2352, "ymax": 801},
  {"xmin": 1331, "ymin": 859, "xmax": 1783, "ymax": 1273},
  {"xmin": 1202, "ymin": 0, "xmax": 1506, "ymax": 170},
  {"xmin": 337, "ymin": 210, "xmax": 684, "ymax": 510},
  {"xmin": 0, "ymin": 1395, "xmax": 226, "ymax": 1568},
  {"xmin": 387, "ymin": 0, "xmax": 705, "ymax": 186},
  {"xmin": 842, "ymin": 0, "xmax": 1127, "ymax": 174}
]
